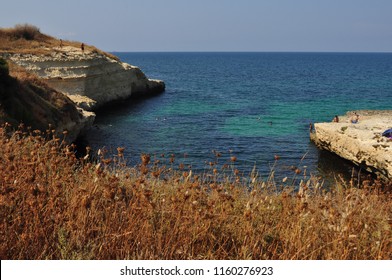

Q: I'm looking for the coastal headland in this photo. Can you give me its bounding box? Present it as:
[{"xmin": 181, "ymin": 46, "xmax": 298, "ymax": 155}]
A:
[
  {"xmin": 6, "ymin": 46, "xmax": 165, "ymax": 111},
  {"xmin": 0, "ymin": 24, "xmax": 165, "ymax": 141},
  {"xmin": 310, "ymin": 110, "xmax": 392, "ymax": 180}
]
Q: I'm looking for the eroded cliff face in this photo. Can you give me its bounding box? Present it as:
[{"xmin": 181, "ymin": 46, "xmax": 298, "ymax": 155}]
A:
[
  {"xmin": 0, "ymin": 62, "xmax": 95, "ymax": 143},
  {"xmin": 7, "ymin": 46, "xmax": 165, "ymax": 110},
  {"xmin": 311, "ymin": 110, "xmax": 392, "ymax": 179}
]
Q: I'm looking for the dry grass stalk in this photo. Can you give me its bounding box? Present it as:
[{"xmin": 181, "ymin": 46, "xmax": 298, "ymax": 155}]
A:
[{"xmin": 0, "ymin": 126, "xmax": 391, "ymax": 259}]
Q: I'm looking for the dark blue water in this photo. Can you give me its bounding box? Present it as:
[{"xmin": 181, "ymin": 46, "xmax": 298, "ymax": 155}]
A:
[{"xmin": 85, "ymin": 52, "xmax": 392, "ymax": 181}]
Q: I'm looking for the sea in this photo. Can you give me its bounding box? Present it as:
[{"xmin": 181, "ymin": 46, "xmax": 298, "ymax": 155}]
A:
[{"xmin": 83, "ymin": 52, "xmax": 392, "ymax": 184}]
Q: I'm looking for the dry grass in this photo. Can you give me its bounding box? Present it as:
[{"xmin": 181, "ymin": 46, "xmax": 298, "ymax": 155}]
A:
[
  {"xmin": 0, "ymin": 24, "xmax": 119, "ymax": 60},
  {"xmin": 0, "ymin": 125, "xmax": 391, "ymax": 260},
  {"xmin": 0, "ymin": 60, "xmax": 83, "ymax": 131},
  {"xmin": 0, "ymin": 24, "xmax": 57, "ymax": 54}
]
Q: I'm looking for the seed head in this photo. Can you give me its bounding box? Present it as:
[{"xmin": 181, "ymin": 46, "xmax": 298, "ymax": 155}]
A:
[{"xmin": 141, "ymin": 154, "xmax": 150, "ymax": 165}]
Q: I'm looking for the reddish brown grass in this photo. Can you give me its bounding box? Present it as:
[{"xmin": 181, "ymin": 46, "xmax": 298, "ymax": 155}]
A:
[
  {"xmin": 0, "ymin": 125, "xmax": 391, "ymax": 260},
  {"xmin": 0, "ymin": 24, "xmax": 119, "ymax": 61}
]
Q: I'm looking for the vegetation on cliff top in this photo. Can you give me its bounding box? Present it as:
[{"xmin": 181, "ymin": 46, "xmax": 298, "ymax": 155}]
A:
[
  {"xmin": 0, "ymin": 24, "xmax": 60, "ymax": 54},
  {"xmin": 0, "ymin": 23, "xmax": 118, "ymax": 60},
  {"xmin": 0, "ymin": 125, "xmax": 390, "ymax": 260}
]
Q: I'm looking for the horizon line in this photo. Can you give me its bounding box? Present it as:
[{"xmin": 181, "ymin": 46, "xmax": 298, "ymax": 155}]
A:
[{"xmin": 109, "ymin": 50, "xmax": 392, "ymax": 54}]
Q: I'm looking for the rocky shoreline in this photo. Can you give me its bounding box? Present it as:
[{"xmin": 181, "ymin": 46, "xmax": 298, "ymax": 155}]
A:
[
  {"xmin": 310, "ymin": 110, "xmax": 392, "ymax": 180},
  {"xmin": 6, "ymin": 46, "xmax": 165, "ymax": 111},
  {"xmin": 2, "ymin": 45, "xmax": 164, "ymax": 142}
]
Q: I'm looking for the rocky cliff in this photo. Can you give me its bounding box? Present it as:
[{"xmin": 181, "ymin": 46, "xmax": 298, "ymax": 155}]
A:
[
  {"xmin": 310, "ymin": 110, "xmax": 392, "ymax": 180},
  {"xmin": 1, "ymin": 25, "xmax": 165, "ymax": 142},
  {"xmin": 0, "ymin": 59, "xmax": 94, "ymax": 142},
  {"xmin": 6, "ymin": 46, "xmax": 165, "ymax": 110}
]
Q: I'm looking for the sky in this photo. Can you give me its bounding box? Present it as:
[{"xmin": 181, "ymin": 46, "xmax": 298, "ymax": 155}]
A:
[{"xmin": 1, "ymin": 0, "xmax": 392, "ymax": 52}]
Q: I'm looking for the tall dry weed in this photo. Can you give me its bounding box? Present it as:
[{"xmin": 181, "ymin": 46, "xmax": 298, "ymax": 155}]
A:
[{"xmin": 0, "ymin": 125, "xmax": 391, "ymax": 259}]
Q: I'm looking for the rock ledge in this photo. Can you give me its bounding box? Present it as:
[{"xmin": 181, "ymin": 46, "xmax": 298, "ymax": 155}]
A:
[
  {"xmin": 310, "ymin": 110, "xmax": 392, "ymax": 179},
  {"xmin": 7, "ymin": 46, "xmax": 165, "ymax": 110}
]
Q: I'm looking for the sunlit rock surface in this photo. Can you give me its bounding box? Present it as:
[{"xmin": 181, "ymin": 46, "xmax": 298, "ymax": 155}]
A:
[
  {"xmin": 8, "ymin": 46, "xmax": 165, "ymax": 110},
  {"xmin": 311, "ymin": 110, "xmax": 392, "ymax": 179}
]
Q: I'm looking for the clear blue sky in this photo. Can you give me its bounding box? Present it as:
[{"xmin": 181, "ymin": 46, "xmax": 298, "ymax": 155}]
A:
[{"xmin": 1, "ymin": 0, "xmax": 391, "ymax": 52}]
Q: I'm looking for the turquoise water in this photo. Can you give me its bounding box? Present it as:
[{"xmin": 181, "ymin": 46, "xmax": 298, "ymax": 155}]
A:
[{"xmin": 85, "ymin": 52, "xmax": 392, "ymax": 180}]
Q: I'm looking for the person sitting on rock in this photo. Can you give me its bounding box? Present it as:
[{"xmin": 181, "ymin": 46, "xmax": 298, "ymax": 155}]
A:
[
  {"xmin": 332, "ymin": 115, "xmax": 339, "ymax": 123},
  {"xmin": 350, "ymin": 113, "xmax": 359, "ymax": 124},
  {"xmin": 309, "ymin": 123, "xmax": 314, "ymax": 133}
]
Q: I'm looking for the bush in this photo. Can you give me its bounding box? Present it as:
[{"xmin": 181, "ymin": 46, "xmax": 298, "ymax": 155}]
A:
[
  {"xmin": 0, "ymin": 58, "xmax": 9, "ymax": 77},
  {"xmin": 11, "ymin": 24, "xmax": 41, "ymax": 40},
  {"xmin": 0, "ymin": 58, "xmax": 12, "ymax": 100}
]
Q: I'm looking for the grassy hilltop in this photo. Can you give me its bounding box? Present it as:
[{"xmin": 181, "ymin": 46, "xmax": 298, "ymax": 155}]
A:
[
  {"xmin": 0, "ymin": 24, "xmax": 57, "ymax": 54},
  {"xmin": 0, "ymin": 23, "xmax": 118, "ymax": 60}
]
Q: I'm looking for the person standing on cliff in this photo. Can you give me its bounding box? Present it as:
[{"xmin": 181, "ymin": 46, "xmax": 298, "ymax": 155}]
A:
[{"xmin": 81, "ymin": 43, "xmax": 85, "ymax": 53}]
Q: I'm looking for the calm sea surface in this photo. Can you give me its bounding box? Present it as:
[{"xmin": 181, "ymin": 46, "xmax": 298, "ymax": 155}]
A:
[{"xmin": 83, "ymin": 52, "xmax": 392, "ymax": 182}]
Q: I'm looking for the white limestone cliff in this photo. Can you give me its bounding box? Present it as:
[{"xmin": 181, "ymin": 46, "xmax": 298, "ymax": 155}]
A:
[
  {"xmin": 57, "ymin": 108, "xmax": 96, "ymax": 142},
  {"xmin": 310, "ymin": 110, "xmax": 392, "ymax": 180},
  {"xmin": 8, "ymin": 46, "xmax": 165, "ymax": 110}
]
